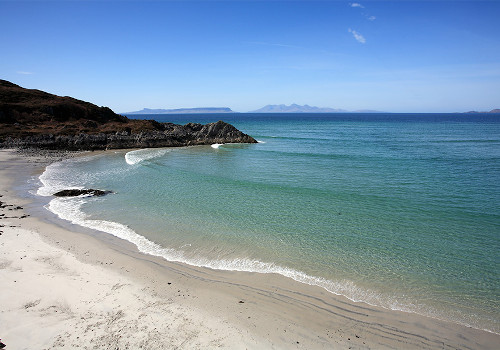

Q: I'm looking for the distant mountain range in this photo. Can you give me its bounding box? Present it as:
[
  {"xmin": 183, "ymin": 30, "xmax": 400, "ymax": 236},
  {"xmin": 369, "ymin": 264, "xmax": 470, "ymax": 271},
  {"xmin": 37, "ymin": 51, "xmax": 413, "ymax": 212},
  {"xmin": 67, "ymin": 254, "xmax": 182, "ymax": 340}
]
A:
[
  {"xmin": 249, "ymin": 104, "xmax": 383, "ymax": 113},
  {"xmin": 465, "ymin": 109, "xmax": 500, "ymax": 113},
  {"xmin": 125, "ymin": 104, "xmax": 384, "ymax": 114},
  {"xmin": 125, "ymin": 107, "xmax": 235, "ymax": 114},
  {"xmin": 124, "ymin": 105, "xmax": 500, "ymax": 115}
]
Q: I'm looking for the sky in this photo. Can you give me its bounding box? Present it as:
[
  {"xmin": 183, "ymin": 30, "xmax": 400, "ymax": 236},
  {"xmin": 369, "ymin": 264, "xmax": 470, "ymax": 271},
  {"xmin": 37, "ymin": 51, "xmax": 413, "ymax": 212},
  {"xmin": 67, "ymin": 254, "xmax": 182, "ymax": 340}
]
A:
[{"xmin": 1, "ymin": 0, "xmax": 499, "ymax": 113}]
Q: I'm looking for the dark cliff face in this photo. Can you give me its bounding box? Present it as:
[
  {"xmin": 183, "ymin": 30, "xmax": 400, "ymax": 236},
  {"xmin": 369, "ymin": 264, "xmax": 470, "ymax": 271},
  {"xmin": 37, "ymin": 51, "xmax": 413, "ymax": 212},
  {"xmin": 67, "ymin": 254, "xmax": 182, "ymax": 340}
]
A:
[{"xmin": 0, "ymin": 80, "xmax": 256, "ymax": 150}]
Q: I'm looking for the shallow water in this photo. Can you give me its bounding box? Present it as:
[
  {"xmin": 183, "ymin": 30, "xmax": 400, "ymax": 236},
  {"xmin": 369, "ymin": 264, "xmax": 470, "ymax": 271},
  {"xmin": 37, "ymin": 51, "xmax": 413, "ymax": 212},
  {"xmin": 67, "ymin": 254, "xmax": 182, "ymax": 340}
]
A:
[{"xmin": 38, "ymin": 113, "xmax": 500, "ymax": 333}]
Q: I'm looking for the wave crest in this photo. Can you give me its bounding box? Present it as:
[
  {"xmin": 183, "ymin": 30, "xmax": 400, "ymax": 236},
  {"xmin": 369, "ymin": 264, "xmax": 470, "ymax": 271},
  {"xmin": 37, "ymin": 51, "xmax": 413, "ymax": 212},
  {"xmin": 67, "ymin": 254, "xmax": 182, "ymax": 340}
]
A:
[{"xmin": 125, "ymin": 148, "xmax": 169, "ymax": 165}]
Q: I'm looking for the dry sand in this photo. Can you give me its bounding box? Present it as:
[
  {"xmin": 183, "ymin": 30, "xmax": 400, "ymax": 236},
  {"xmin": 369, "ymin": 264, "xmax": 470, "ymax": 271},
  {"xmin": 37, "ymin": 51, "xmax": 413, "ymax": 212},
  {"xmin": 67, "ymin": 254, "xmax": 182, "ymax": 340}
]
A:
[{"xmin": 0, "ymin": 148, "xmax": 498, "ymax": 349}]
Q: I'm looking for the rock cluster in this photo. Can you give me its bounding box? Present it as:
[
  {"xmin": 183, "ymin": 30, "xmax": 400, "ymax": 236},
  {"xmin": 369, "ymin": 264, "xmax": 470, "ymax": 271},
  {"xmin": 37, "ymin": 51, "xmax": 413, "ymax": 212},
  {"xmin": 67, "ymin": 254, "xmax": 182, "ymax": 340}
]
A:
[
  {"xmin": 53, "ymin": 189, "xmax": 113, "ymax": 197},
  {"xmin": 1, "ymin": 120, "xmax": 256, "ymax": 150},
  {"xmin": 0, "ymin": 80, "xmax": 257, "ymax": 150}
]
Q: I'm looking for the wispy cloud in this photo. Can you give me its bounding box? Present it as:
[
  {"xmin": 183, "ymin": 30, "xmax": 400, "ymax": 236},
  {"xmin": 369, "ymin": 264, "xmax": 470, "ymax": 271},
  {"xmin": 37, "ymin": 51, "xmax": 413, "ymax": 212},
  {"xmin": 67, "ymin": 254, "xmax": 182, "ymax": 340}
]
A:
[
  {"xmin": 350, "ymin": 2, "xmax": 376, "ymax": 21},
  {"xmin": 17, "ymin": 71, "xmax": 33, "ymax": 75},
  {"xmin": 350, "ymin": 3, "xmax": 364, "ymax": 9},
  {"xmin": 348, "ymin": 28, "xmax": 366, "ymax": 44}
]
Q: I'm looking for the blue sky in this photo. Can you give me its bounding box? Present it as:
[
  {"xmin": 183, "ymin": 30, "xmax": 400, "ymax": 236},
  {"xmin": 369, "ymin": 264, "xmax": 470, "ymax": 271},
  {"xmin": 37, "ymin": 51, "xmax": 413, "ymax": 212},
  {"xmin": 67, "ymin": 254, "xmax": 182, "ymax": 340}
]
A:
[{"xmin": 1, "ymin": 0, "xmax": 499, "ymax": 113}]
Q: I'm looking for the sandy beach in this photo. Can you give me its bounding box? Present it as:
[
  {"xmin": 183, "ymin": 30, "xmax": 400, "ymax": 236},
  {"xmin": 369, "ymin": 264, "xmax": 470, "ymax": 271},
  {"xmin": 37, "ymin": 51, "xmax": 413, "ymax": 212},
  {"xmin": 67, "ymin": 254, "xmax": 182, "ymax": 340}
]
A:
[{"xmin": 1, "ymin": 148, "xmax": 498, "ymax": 349}]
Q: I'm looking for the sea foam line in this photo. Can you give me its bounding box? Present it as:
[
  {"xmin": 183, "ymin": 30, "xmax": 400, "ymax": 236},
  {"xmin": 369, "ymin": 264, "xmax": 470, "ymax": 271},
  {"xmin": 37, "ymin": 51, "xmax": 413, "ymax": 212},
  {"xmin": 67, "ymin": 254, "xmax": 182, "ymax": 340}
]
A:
[
  {"xmin": 42, "ymin": 195, "xmax": 498, "ymax": 334},
  {"xmin": 44, "ymin": 197, "xmax": 362, "ymax": 298},
  {"xmin": 36, "ymin": 160, "xmax": 498, "ymax": 335},
  {"xmin": 44, "ymin": 194, "xmax": 420, "ymax": 315},
  {"xmin": 125, "ymin": 148, "xmax": 169, "ymax": 165},
  {"xmin": 37, "ymin": 159, "xmax": 85, "ymax": 197}
]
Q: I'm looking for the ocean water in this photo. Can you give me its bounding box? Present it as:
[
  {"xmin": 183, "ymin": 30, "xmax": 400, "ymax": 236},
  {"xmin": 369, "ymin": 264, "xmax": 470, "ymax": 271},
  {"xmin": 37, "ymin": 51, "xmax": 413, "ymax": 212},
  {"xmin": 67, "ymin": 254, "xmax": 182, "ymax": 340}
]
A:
[{"xmin": 37, "ymin": 113, "xmax": 500, "ymax": 333}]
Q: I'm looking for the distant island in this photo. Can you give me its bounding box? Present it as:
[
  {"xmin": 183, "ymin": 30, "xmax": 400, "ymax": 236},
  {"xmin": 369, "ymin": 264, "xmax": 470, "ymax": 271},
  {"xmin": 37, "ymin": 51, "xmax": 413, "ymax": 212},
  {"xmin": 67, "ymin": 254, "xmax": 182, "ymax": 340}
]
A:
[
  {"xmin": 125, "ymin": 107, "xmax": 235, "ymax": 115},
  {"xmin": 251, "ymin": 104, "xmax": 500, "ymax": 114},
  {"xmin": 125, "ymin": 104, "xmax": 387, "ymax": 114},
  {"xmin": 123, "ymin": 104, "xmax": 500, "ymax": 114},
  {"xmin": 465, "ymin": 109, "xmax": 500, "ymax": 113},
  {"xmin": 249, "ymin": 104, "xmax": 383, "ymax": 113}
]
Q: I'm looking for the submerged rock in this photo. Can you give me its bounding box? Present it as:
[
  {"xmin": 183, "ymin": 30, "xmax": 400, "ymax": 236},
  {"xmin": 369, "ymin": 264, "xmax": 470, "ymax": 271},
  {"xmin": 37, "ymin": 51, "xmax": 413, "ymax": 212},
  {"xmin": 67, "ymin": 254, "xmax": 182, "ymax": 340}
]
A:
[{"xmin": 53, "ymin": 189, "xmax": 113, "ymax": 197}]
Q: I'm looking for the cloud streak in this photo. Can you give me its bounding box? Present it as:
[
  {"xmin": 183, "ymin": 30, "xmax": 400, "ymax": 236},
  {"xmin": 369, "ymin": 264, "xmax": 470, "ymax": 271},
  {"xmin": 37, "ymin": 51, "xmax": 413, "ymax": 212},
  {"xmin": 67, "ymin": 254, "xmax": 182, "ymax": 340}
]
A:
[
  {"xmin": 349, "ymin": 2, "xmax": 375, "ymax": 21},
  {"xmin": 17, "ymin": 71, "xmax": 33, "ymax": 75},
  {"xmin": 348, "ymin": 28, "xmax": 366, "ymax": 44}
]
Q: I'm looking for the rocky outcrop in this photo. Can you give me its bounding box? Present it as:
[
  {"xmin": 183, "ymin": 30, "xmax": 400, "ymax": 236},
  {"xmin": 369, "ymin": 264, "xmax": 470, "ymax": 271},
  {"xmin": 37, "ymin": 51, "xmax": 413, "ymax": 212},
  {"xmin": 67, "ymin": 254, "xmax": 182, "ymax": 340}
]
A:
[
  {"xmin": 0, "ymin": 80, "xmax": 127, "ymax": 125},
  {"xmin": 1, "ymin": 120, "xmax": 256, "ymax": 150},
  {"xmin": 53, "ymin": 189, "xmax": 113, "ymax": 197},
  {"xmin": 0, "ymin": 80, "xmax": 257, "ymax": 150}
]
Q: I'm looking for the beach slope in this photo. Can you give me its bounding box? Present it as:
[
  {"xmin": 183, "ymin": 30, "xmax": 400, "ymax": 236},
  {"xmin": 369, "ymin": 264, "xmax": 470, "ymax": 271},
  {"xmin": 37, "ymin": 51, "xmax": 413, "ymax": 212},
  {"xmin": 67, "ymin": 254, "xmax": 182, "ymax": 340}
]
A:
[{"xmin": 1, "ymin": 149, "xmax": 498, "ymax": 349}]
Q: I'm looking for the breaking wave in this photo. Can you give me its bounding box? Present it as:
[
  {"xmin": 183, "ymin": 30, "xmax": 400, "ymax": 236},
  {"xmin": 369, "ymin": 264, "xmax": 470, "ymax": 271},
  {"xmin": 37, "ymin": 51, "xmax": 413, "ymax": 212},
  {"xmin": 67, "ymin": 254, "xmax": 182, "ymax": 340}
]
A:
[{"xmin": 125, "ymin": 148, "xmax": 169, "ymax": 165}]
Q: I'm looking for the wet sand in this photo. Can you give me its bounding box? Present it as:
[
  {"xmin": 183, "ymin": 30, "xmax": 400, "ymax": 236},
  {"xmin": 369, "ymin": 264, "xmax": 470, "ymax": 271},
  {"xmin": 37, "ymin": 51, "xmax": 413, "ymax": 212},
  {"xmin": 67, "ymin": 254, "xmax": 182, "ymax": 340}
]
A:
[{"xmin": 1, "ymin": 148, "xmax": 498, "ymax": 349}]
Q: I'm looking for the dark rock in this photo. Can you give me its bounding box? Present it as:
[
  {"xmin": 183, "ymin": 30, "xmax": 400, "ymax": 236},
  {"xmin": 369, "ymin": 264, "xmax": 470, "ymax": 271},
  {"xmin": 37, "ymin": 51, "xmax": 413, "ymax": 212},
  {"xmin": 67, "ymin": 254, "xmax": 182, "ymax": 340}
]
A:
[
  {"xmin": 83, "ymin": 120, "xmax": 98, "ymax": 129},
  {"xmin": 1, "ymin": 120, "xmax": 256, "ymax": 150},
  {"xmin": 0, "ymin": 80, "xmax": 257, "ymax": 150},
  {"xmin": 53, "ymin": 189, "xmax": 113, "ymax": 197}
]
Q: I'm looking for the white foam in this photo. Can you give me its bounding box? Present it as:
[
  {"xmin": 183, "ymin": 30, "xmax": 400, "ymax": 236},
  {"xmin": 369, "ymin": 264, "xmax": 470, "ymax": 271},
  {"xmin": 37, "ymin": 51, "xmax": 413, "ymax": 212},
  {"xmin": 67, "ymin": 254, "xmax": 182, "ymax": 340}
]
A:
[
  {"xmin": 37, "ymin": 155, "xmax": 129, "ymax": 198},
  {"xmin": 125, "ymin": 148, "xmax": 169, "ymax": 165},
  {"xmin": 257, "ymin": 140, "xmax": 267, "ymax": 144},
  {"xmin": 38, "ymin": 159, "xmax": 85, "ymax": 197},
  {"xmin": 211, "ymin": 143, "xmax": 224, "ymax": 149},
  {"xmin": 47, "ymin": 197, "xmax": 181, "ymax": 258},
  {"xmin": 41, "ymin": 192, "xmax": 498, "ymax": 333},
  {"xmin": 45, "ymin": 194, "xmax": 344, "ymax": 294},
  {"xmin": 37, "ymin": 159, "xmax": 411, "ymax": 313},
  {"xmin": 44, "ymin": 195, "xmax": 396, "ymax": 310}
]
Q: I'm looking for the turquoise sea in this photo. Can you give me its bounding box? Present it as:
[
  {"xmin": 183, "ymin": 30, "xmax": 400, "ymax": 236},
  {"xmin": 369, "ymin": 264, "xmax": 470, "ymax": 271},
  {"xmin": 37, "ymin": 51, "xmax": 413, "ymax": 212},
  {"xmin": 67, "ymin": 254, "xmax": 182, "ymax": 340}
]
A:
[{"xmin": 37, "ymin": 113, "xmax": 500, "ymax": 333}]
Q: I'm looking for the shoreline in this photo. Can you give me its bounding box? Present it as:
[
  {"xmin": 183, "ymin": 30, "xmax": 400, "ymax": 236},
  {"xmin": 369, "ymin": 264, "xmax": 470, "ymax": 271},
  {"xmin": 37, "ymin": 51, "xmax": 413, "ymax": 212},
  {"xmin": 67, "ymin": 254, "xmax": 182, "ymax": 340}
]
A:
[{"xmin": 1, "ymin": 148, "xmax": 498, "ymax": 349}]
